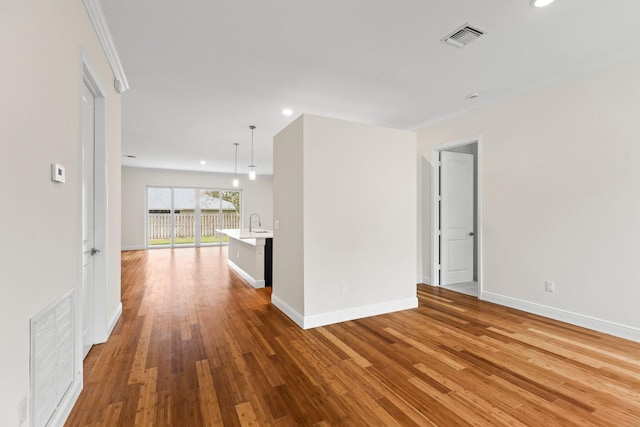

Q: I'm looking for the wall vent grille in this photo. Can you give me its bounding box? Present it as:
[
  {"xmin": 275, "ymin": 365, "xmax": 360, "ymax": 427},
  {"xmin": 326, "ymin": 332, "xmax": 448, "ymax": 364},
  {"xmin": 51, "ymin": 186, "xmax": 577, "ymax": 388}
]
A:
[
  {"xmin": 442, "ymin": 24, "xmax": 485, "ymax": 48},
  {"xmin": 31, "ymin": 289, "xmax": 75, "ymax": 427}
]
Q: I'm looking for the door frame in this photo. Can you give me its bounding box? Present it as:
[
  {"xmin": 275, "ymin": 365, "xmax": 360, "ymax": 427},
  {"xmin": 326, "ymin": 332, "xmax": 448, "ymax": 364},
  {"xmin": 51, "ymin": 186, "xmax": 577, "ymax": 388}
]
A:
[
  {"xmin": 431, "ymin": 136, "xmax": 483, "ymax": 297},
  {"xmin": 79, "ymin": 51, "xmax": 109, "ymax": 362}
]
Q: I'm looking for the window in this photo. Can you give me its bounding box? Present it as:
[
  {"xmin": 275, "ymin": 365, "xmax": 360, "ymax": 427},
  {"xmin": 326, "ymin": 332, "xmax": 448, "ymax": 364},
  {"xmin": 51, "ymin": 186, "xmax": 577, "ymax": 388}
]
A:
[{"xmin": 147, "ymin": 187, "xmax": 242, "ymax": 247}]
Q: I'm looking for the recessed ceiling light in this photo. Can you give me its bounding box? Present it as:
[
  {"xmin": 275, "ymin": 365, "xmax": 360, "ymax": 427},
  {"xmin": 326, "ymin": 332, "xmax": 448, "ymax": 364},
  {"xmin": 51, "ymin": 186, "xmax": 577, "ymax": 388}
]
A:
[
  {"xmin": 200, "ymin": 160, "xmax": 206, "ymax": 165},
  {"xmin": 282, "ymin": 108, "xmax": 293, "ymax": 116},
  {"xmin": 530, "ymin": 0, "xmax": 555, "ymax": 7}
]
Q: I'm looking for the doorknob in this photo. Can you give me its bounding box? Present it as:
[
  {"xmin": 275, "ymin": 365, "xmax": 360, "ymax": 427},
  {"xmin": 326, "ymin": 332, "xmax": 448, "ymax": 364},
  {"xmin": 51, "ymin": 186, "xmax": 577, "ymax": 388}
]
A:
[
  {"xmin": 469, "ymin": 232, "xmax": 475, "ymax": 236},
  {"xmin": 91, "ymin": 248, "xmax": 101, "ymax": 255}
]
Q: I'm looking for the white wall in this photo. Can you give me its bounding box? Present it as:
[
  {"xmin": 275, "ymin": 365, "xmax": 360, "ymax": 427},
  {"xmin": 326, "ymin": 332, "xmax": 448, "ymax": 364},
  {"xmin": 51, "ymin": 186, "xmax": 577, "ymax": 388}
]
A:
[
  {"xmin": 418, "ymin": 55, "xmax": 640, "ymax": 338},
  {"xmin": 121, "ymin": 167, "xmax": 273, "ymax": 249},
  {"xmin": 0, "ymin": 0, "xmax": 122, "ymax": 424},
  {"xmin": 273, "ymin": 114, "xmax": 417, "ymax": 328},
  {"xmin": 272, "ymin": 117, "xmax": 305, "ymax": 315},
  {"xmin": 228, "ymin": 238, "xmax": 263, "ymax": 283}
]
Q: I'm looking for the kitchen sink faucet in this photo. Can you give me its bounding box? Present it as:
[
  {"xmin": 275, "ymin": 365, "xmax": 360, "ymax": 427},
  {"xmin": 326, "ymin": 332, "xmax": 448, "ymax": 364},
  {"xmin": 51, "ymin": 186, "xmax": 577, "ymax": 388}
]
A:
[{"xmin": 249, "ymin": 213, "xmax": 261, "ymax": 232}]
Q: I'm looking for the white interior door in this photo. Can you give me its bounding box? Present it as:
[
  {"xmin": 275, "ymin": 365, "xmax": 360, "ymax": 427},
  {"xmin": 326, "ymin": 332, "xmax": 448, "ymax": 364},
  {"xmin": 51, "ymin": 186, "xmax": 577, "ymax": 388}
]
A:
[
  {"xmin": 81, "ymin": 80, "xmax": 96, "ymax": 359},
  {"xmin": 440, "ymin": 151, "xmax": 474, "ymax": 285}
]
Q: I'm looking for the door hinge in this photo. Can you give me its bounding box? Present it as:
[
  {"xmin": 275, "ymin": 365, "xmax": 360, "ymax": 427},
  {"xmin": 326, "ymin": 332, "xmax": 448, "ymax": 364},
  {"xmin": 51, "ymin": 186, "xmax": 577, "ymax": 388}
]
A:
[
  {"xmin": 437, "ymin": 230, "xmax": 442, "ymax": 236},
  {"xmin": 437, "ymin": 195, "xmax": 442, "ymax": 202},
  {"xmin": 437, "ymin": 264, "xmax": 441, "ymax": 271},
  {"xmin": 436, "ymin": 160, "xmax": 441, "ymax": 166}
]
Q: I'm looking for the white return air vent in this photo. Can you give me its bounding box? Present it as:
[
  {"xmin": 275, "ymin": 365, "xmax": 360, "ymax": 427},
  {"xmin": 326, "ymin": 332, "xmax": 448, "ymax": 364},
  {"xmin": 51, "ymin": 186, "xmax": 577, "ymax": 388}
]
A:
[
  {"xmin": 442, "ymin": 24, "xmax": 485, "ymax": 48},
  {"xmin": 31, "ymin": 289, "xmax": 76, "ymax": 427}
]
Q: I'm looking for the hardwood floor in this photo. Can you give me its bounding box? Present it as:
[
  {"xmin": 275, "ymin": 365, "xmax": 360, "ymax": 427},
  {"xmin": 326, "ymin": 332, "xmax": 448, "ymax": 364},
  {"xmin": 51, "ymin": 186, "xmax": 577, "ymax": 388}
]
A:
[{"xmin": 66, "ymin": 247, "xmax": 640, "ymax": 426}]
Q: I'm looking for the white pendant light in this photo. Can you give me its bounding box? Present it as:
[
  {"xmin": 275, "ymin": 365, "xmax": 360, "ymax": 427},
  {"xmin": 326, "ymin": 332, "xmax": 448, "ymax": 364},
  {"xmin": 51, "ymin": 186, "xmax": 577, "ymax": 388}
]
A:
[
  {"xmin": 248, "ymin": 125, "xmax": 256, "ymax": 180},
  {"xmin": 530, "ymin": 0, "xmax": 555, "ymax": 7},
  {"xmin": 232, "ymin": 142, "xmax": 239, "ymax": 188}
]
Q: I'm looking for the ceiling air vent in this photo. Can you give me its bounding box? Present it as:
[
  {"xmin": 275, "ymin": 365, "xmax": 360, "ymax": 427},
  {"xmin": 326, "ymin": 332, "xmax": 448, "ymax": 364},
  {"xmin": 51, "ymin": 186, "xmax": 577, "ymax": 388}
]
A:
[{"xmin": 442, "ymin": 24, "xmax": 485, "ymax": 48}]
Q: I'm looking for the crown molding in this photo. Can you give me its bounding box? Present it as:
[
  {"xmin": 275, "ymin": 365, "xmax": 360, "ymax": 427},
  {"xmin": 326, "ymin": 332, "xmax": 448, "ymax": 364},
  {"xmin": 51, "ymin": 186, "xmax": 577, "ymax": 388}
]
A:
[{"xmin": 83, "ymin": 0, "xmax": 129, "ymax": 93}]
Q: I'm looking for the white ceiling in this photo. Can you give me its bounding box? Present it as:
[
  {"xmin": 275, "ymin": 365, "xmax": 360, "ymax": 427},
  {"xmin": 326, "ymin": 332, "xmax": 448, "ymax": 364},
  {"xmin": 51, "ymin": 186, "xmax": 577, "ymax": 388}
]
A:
[{"xmin": 101, "ymin": 0, "xmax": 640, "ymax": 176}]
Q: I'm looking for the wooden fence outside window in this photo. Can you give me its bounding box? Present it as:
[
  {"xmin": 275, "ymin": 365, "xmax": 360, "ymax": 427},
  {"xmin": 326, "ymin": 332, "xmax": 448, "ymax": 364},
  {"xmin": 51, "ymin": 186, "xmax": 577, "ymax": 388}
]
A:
[{"xmin": 148, "ymin": 213, "xmax": 240, "ymax": 239}]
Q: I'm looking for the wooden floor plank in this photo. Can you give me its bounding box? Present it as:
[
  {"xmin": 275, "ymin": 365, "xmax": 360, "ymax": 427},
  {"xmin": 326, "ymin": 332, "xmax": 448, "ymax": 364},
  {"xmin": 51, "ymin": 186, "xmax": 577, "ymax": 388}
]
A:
[{"xmin": 65, "ymin": 247, "xmax": 640, "ymax": 426}]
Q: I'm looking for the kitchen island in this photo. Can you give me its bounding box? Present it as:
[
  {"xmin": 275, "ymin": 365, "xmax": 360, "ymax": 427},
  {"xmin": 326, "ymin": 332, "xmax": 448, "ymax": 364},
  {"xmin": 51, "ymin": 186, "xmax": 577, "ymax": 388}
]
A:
[{"xmin": 218, "ymin": 228, "xmax": 273, "ymax": 288}]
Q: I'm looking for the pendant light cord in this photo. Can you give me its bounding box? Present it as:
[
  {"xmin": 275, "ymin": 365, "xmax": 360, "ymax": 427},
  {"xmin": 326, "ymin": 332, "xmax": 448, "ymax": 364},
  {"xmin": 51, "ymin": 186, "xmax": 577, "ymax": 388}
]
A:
[
  {"xmin": 250, "ymin": 125, "xmax": 255, "ymax": 166},
  {"xmin": 233, "ymin": 142, "xmax": 239, "ymax": 177}
]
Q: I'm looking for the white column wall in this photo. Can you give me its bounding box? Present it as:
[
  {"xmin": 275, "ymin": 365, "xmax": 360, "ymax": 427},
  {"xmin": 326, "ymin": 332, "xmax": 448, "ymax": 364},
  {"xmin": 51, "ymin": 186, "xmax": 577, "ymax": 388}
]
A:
[
  {"xmin": 272, "ymin": 117, "xmax": 305, "ymax": 315},
  {"xmin": 273, "ymin": 114, "xmax": 417, "ymax": 328},
  {"xmin": 303, "ymin": 115, "xmax": 417, "ymax": 317}
]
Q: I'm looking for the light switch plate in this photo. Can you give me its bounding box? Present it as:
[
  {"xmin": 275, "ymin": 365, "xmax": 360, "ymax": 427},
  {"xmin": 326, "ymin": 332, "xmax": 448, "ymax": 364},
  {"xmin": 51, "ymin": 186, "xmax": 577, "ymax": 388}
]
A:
[{"xmin": 51, "ymin": 163, "xmax": 65, "ymax": 183}]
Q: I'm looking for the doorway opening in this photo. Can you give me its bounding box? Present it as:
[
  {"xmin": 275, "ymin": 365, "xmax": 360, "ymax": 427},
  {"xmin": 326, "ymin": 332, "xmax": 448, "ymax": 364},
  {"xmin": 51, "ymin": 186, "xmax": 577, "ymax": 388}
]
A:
[{"xmin": 431, "ymin": 137, "xmax": 482, "ymax": 298}]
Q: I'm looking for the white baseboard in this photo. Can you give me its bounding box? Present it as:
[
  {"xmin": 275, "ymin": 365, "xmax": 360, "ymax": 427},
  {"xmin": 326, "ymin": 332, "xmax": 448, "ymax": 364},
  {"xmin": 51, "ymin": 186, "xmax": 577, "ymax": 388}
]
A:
[
  {"xmin": 271, "ymin": 294, "xmax": 305, "ymax": 328},
  {"xmin": 303, "ymin": 297, "xmax": 418, "ymax": 329},
  {"xmin": 121, "ymin": 245, "xmax": 145, "ymax": 251},
  {"xmin": 49, "ymin": 372, "xmax": 82, "ymax": 427},
  {"xmin": 227, "ymin": 260, "xmax": 265, "ymax": 288},
  {"xmin": 271, "ymin": 295, "xmax": 418, "ymax": 330},
  {"xmin": 482, "ymin": 291, "xmax": 640, "ymax": 343}
]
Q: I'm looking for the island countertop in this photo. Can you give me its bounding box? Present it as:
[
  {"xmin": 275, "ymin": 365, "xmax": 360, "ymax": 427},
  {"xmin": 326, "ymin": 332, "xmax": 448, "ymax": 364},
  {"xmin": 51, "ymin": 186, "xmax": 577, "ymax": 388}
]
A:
[
  {"xmin": 218, "ymin": 228, "xmax": 273, "ymax": 288},
  {"xmin": 218, "ymin": 228, "xmax": 273, "ymax": 240}
]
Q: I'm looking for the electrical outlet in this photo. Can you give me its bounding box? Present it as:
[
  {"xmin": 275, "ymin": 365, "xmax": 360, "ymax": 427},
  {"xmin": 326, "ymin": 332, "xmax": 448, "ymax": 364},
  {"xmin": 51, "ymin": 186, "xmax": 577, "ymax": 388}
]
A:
[
  {"xmin": 339, "ymin": 282, "xmax": 348, "ymax": 294},
  {"xmin": 545, "ymin": 281, "xmax": 555, "ymax": 293},
  {"xmin": 236, "ymin": 251, "xmax": 240, "ymax": 259},
  {"xmin": 275, "ymin": 220, "xmax": 280, "ymax": 230},
  {"xmin": 18, "ymin": 396, "xmax": 27, "ymax": 425}
]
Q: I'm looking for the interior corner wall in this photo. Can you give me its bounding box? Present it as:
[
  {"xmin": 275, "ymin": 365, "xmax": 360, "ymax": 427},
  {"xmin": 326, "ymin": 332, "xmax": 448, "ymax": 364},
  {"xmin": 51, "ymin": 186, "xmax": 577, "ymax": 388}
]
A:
[
  {"xmin": 272, "ymin": 116, "xmax": 305, "ymax": 316},
  {"xmin": 0, "ymin": 0, "xmax": 122, "ymax": 424},
  {"xmin": 121, "ymin": 167, "xmax": 273, "ymax": 249},
  {"xmin": 417, "ymin": 55, "xmax": 640, "ymax": 335}
]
